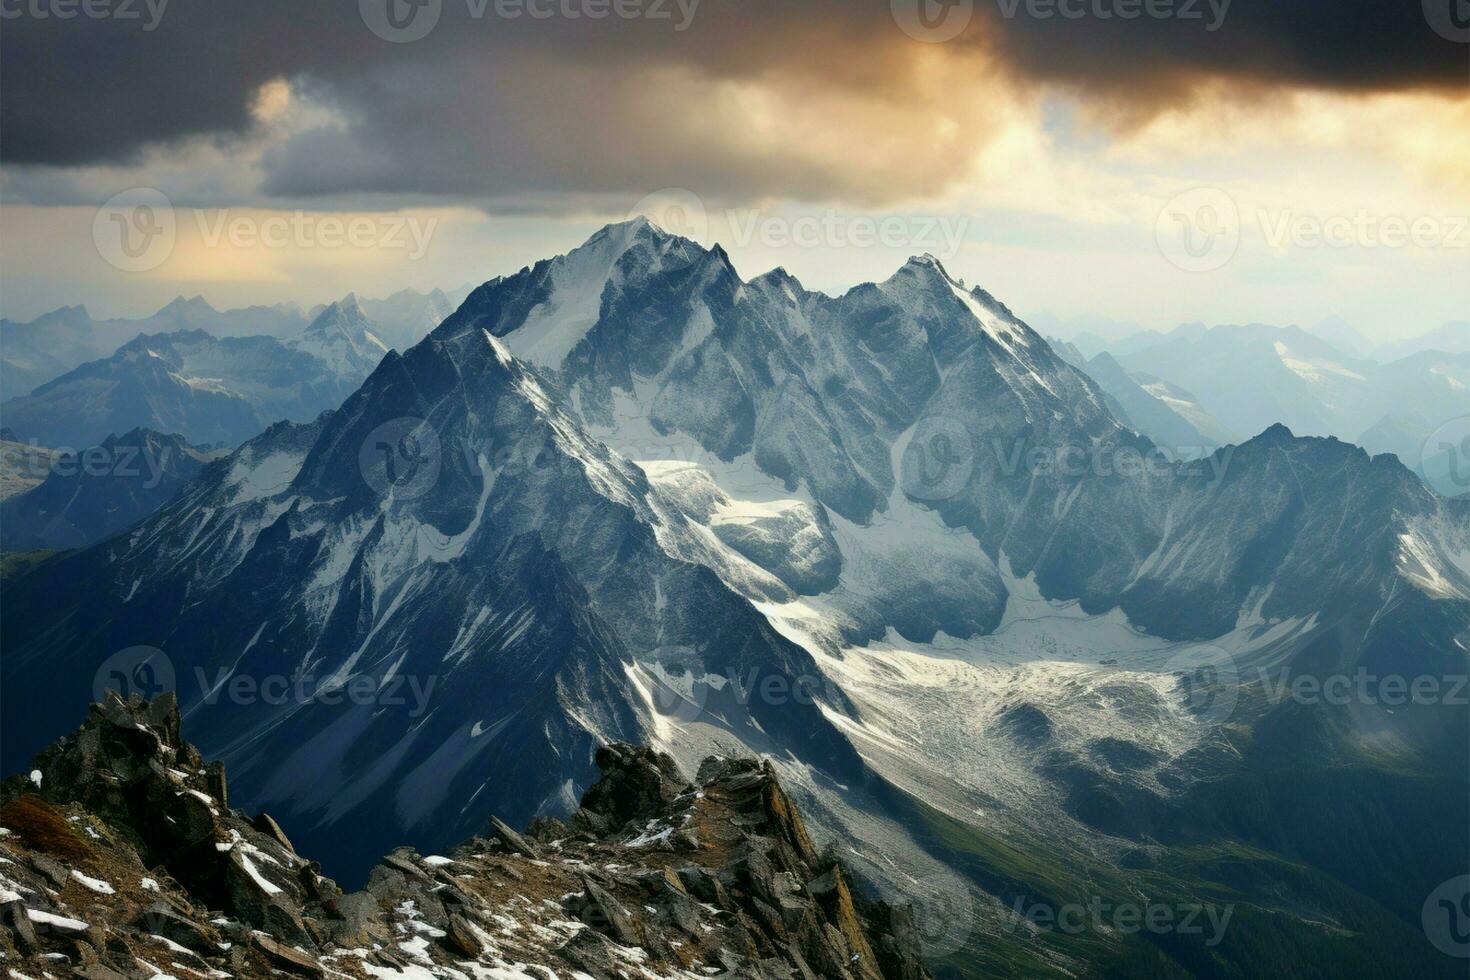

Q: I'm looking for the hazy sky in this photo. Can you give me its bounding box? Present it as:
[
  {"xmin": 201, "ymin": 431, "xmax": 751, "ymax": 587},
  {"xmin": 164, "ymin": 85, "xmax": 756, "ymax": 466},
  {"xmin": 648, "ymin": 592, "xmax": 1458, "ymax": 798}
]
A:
[{"xmin": 2, "ymin": 0, "xmax": 1466, "ymax": 339}]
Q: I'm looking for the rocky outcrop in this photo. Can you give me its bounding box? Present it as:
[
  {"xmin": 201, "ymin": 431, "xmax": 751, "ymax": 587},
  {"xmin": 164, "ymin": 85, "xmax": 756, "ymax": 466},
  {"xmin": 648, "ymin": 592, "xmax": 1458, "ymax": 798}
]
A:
[{"xmin": 0, "ymin": 694, "xmax": 931, "ymax": 979}]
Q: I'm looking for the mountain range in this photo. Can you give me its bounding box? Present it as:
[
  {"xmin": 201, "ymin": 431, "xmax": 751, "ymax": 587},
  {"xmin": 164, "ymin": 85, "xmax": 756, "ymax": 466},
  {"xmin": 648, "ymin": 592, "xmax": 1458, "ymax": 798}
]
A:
[
  {"xmin": 0, "ymin": 298, "xmax": 395, "ymax": 450},
  {"xmin": 0, "ymin": 286, "xmax": 470, "ymax": 401},
  {"xmin": 1, "ymin": 220, "xmax": 1466, "ymax": 977},
  {"xmin": 1048, "ymin": 314, "xmax": 1470, "ymax": 365},
  {"xmin": 1036, "ymin": 318, "xmax": 1469, "ymax": 498}
]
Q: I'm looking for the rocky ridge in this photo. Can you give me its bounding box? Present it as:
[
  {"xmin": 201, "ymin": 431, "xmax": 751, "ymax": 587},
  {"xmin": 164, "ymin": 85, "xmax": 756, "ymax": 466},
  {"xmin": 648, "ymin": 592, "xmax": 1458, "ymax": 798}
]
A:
[{"xmin": 0, "ymin": 694, "xmax": 930, "ymax": 980}]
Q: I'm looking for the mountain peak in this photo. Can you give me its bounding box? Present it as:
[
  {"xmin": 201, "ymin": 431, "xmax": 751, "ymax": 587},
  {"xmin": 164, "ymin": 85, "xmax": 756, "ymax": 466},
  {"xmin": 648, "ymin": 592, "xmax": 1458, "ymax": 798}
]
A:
[{"xmin": 157, "ymin": 294, "xmax": 217, "ymax": 318}]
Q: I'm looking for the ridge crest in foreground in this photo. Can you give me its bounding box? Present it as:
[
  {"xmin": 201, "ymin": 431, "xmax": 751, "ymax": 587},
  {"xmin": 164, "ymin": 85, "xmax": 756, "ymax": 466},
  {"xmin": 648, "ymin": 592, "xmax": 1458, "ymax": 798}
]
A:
[{"xmin": 0, "ymin": 692, "xmax": 931, "ymax": 980}]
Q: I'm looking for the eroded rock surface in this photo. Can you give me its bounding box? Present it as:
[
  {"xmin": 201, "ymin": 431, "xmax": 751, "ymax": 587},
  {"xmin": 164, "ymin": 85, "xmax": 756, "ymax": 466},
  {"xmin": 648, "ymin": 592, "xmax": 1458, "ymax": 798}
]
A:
[{"xmin": 0, "ymin": 693, "xmax": 930, "ymax": 979}]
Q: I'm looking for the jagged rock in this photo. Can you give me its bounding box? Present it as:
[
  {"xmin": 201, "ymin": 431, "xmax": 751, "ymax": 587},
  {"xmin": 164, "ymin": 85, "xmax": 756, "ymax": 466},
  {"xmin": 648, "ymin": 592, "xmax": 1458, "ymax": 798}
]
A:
[
  {"xmin": 0, "ymin": 898, "xmax": 38, "ymax": 953},
  {"xmin": 487, "ymin": 814, "xmax": 540, "ymax": 858},
  {"xmin": 577, "ymin": 875, "xmax": 640, "ymax": 945},
  {"xmin": 253, "ymin": 811, "xmax": 294, "ymax": 851},
  {"xmin": 323, "ymin": 890, "xmax": 391, "ymax": 947},
  {"xmin": 580, "ymin": 744, "xmax": 689, "ymax": 828},
  {"xmin": 444, "ymin": 912, "xmax": 484, "ymax": 957},
  {"xmin": 250, "ymin": 932, "xmax": 324, "ymax": 976},
  {"xmin": 0, "ymin": 698, "xmax": 931, "ymax": 980},
  {"xmin": 526, "ymin": 814, "xmax": 571, "ymax": 842},
  {"xmin": 135, "ymin": 902, "xmax": 213, "ymax": 953}
]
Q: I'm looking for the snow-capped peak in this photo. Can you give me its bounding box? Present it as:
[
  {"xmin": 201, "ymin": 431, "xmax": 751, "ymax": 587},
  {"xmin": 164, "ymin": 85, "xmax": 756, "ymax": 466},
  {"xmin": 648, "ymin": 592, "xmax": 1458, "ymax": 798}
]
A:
[
  {"xmin": 289, "ymin": 295, "xmax": 389, "ymax": 376},
  {"xmin": 497, "ymin": 218, "xmax": 705, "ymax": 369}
]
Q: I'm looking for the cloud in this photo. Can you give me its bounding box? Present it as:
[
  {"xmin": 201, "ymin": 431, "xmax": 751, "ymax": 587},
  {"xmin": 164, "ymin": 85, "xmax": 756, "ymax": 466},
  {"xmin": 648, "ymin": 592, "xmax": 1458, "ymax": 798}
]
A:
[{"xmin": 1, "ymin": 0, "xmax": 1464, "ymax": 211}]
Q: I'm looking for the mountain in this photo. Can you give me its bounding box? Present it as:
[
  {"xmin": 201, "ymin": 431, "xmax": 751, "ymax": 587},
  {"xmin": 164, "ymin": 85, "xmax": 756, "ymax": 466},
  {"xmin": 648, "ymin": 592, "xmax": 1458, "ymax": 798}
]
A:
[
  {"xmin": 354, "ymin": 285, "xmax": 473, "ymax": 352},
  {"xmin": 0, "ymin": 692, "xmax": 929, "ymax": 980},
  {"xmin": 1307, "ymin": 315, "xmax": 1375, "ymax": 358},
  {"xmin": 1119, "ymin": 323, "xmax": 1470, "ymax": 465},
  {"xmin": 289, "ymin": 295, "xmax": 391, "ymax": 378},
  {"xmin": 0, "ymin": 329, "xmax": 366, "ymax": 450},
  {"xmin": 3, "ymin": 220, "xmax": 1466, "ymax": 977},
  {"xmin": 0, "ymin": 428, "xmax": 224, "ymax": 552},
  {"xmin": 1377, "ymin": 320, "xmax": 1470, "ymax": 361},
  {"xmin": 0, "ymin": 299, "xmax": 309, "ymax": 400},
  {"xmin": 1049, "ymin": 340, "xmax": 1233, "ymax": 453},
  {"xmin": 0, "ymin": 287, "xmax": 465, "ymax": 401}
]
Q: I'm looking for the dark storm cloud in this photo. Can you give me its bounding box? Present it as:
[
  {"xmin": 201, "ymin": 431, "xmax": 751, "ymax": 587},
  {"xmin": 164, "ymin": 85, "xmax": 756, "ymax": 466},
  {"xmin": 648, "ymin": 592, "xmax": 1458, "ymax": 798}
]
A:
[
  {"xmin": 1, "ymin": 0, "xmax": 1463, "ymax": 196},
  {"xmin": 989, "ymin": 0, "xmax": 1469, "ymax": 107}
]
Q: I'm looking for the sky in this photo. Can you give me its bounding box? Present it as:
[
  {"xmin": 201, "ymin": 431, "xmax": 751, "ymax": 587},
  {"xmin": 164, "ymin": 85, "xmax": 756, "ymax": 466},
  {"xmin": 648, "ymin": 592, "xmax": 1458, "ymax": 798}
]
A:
[{"xmin": 1, "ymin": 0, "xmax": 1467, "ymax": 340}]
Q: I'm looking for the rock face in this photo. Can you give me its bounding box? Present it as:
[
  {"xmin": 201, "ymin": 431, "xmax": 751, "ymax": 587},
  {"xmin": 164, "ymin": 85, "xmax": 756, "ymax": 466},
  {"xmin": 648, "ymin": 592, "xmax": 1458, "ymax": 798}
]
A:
[{"xmin": 0, "ymin": 694, "xmax": 930, "ymax": 980}]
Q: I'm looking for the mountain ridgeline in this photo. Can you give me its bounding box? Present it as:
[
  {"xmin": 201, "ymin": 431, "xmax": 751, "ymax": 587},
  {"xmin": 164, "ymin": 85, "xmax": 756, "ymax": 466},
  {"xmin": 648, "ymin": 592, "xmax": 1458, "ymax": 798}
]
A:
[{"xmin": 2, "ymin": 219, "xmax": 1466, "ymax": 977}]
